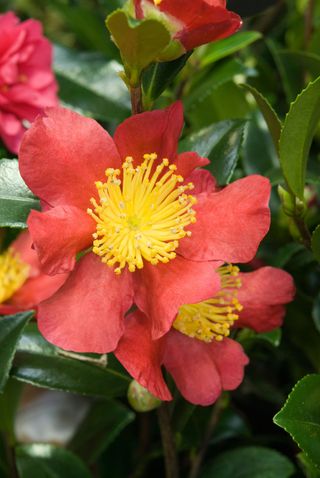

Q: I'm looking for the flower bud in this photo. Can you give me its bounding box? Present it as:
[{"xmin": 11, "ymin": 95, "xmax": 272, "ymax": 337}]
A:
[{"xmin": 128, "ymin": 380, "xmax": 162, "ymax": 412}]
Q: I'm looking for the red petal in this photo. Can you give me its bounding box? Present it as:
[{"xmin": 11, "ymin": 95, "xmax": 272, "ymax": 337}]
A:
[
  {"xmin": 174, "ymin": 152, "xmax": 209, "ymax": 179},
  {"xmin": 236, "ymin": 267, "xmax": 295, "ymax": 332},
  {"xmin": 187, "ymin": 169, "xmax": 218, "ymax": 194},
  {"xmin": 19, "ymin": 107, "xmax": 121, "ymax": 210},
  {"xmin": 114, "ymin": 102, "xmax": 183, "ymax": 162},
  {"xmin": 38, "ymin": 253, "xmax": 133, "ymax": 353},
  {"xmin": 179, "ymin": 175, "xmax": 271, "ymax": 263},
  {"xmin": 27, "ymin": 206, "xmax": 95, "ymax": 275},
  {"xmin": 115, "ymin": 310, "xmax": 172, "ymax": 401},
  {"xmin": 164, "ymin": 330, "xmax": 222, "ymax": 405},
  {"xmin": 133, "ymin": 256, "xmax": 221, "ymax": 340},
  {"xmin": 11, "ymin": 230, "xmax": 40, "ymax": 276}
]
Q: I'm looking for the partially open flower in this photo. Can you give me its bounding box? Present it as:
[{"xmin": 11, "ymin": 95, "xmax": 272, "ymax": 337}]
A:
[
  {"xmin": 0, "ymin": 12, "xmax": 57, "ymax": 153},
  {"xmin": 115, "ymin": 265, "xmax": 295, "ymax": 405},
  {"xmin": 0, "ymin": 231, "xmax": 68, "ymax": 315},
  {"xmin": 19, "ymin": 102, "xmax": 271, "ymax": 354}
]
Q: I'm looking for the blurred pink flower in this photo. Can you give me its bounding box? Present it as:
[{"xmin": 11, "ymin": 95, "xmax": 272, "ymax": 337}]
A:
[{"xmin": 0, "ymin": 12, "xmax": 57, "ymax": 153}]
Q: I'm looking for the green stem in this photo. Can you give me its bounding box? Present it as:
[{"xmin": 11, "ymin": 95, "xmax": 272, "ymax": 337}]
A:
[{"xmin": 157, "ymin": 404, "xmax": 179, "ymax": 478}]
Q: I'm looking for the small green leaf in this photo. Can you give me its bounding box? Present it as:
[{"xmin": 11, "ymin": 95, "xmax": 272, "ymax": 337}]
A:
[
  {"xmin": 241, "ymin": 84, "xmax": 282, "ymax": 152},
  {"xmin": 311, "ymin": 225, "xmax": 320, "ymax": 263},
  {"xmin": 0, "ymin": 312, "xmax": 33, "ymax": 392},
  {"xmin": 16, "ymin": 444, "xmax": 91, "ymax": 478},
  {"xmin": 180, "ymin": 119, "xmax": 246, "ymax": 184},
  {"xmin": 201, "ymin": 31, "xmax": 262, "ymax": 67},
  {"xmin": 201, "ymin": 446, "xmax": 295, "ymax": 478},
  {"xmin": 69, "ymin": 400, "xmax": 134, "ymax": 463},
  {"xmin": 279, "ymin": 76, "xmax": 320, "ymax": 199},
  {"xmin": 106, "ymin": 10, "xmax": 171, "ymax": 84},
  {"xmin": 0, "ymin": 159, "xmax": 40, "ymax": 228},
  {"xmin": 12, "ymin": 324, "xmax": 129, "ymax": 398},
  {"xmin": 274, "ymin": 374, "xmax": 320, "ymax": 467}
]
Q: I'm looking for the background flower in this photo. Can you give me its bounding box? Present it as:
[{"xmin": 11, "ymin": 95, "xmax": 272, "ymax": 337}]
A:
[{"xmin": 0, "ymin": 12, "xmax": 57, "ymax": 153}]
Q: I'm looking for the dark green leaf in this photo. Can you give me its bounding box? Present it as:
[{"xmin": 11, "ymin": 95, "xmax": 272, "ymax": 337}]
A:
[
  {"xmin": 16, "ymin": 444, "xmax": 91, "ymax": 478},
  {"xmin": 311, "ymin": 225, "xmax": 320, "ymax": 263},
  {"xmin": 69, "ymin": 400, "xmax": 134, "ymax": 464},
  {"xmin": 274, "ymin": 374, "xmax": 320, "ymax": 467},
  {"xmin": 0, "ymin": 312, "xmax": 32, "ymax": 392},
  {"xmin": 180, "ymin": 119, "xmax": 246, "ymax": 184},
  {"xmin": 241, "ymin": 83, "xmax": 282, "ymax": 152},
  {"xmin": 12, "ymin": 324, "xmax": 129, "ymax": 398},
  {"xmin": 201, "ymin": 31, "xmax": 262, "ymax": 67},
  {"xmin": 201, "ymin": 446, "xmax": 295, "ymax": 478},
  {"xmin": 54, "ymin": 45, "xmax": 130, "ymax": 122},
  {"xmin": 312, "ymin": 293, "xmax": 320, "ymax": 334},
  {"xmin": 0, "ymin": 159, "xmax": 40, "ymax": 228},
  {"xmin": 279, "ymin": 76, "xmax": 320, "ymax": 199}
]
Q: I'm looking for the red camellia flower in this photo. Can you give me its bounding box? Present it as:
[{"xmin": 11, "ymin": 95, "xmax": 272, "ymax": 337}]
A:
[
  {"xmin": 115, "ymin": 265, "xmax": 295, "ymax": 405},
  {"xmin": 133, "ymin": 0, "xmax": 242, "ymax": 51},
  {"xmin": 19, "ymin": 102, "xmax": 271, "ymax": 354},
  {"xmin": 0, "ymin": 231, "xmax": 68, "ymax": 315},
  {"xmin": 0, "ymin": 12, "xmax": 57, "ymax": 153}
]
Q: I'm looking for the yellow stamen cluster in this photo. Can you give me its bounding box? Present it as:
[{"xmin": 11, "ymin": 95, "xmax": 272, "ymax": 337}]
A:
[
  {"xmin": 153, "ymin": 0, "xmax": 162, "ymax": 5},
  {"xmin": 174, "ymin": 265, "xmax": 243, "ymax": 343},
  {"xmin": 87, "ymin": 153, "xmax": 196, "ymax": 275},
  {"xmin": 0, "ymin": 249, "xmax": 30, "ymax": 304}
]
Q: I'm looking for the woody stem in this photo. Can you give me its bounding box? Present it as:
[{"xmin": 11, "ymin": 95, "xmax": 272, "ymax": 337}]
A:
[
  {"xmin": 130, "ymin": 83, "xmax": 143, "ymax": 115},
  {"xmin": 157, "ymin": 404, "xmax": 179, "ymax": 478}
]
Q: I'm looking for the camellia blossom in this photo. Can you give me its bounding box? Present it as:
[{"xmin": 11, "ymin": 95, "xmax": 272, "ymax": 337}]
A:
[
  {"xmin": 19, "ymin": 102, "xmax": 271, "ymax": 354},
  {"xmin": 132, "ymin": 0, "xmax": 242, "ymax": 51},
  {"xmin": 0, "ymin": 231, "xmax": 68, "ymax": 315},
  {"xmin": 0, "ymin": 12, "xmax": 57, "ymax": 153},
  {"xmin": 115, "ymin": 265, "xmax": 295, "ymax": 405}
]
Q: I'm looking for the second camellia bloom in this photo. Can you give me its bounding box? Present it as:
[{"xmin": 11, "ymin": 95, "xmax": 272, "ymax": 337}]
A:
[{"xmin": 19, "ymin": 102, "xmax": 271, "ymax": 354}]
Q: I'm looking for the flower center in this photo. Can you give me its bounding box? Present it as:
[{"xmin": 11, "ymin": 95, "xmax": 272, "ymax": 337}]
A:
[
  {"xmin": 173, "ymin": 265, "xmax": 243, "ymax": 342},
  {"xmin": 87, "ymin": 153, "xmax": 196, "ymax": 275},
  {"xmin": 0, "ymin": 249, "xmax": 30, "ymax": 304}
]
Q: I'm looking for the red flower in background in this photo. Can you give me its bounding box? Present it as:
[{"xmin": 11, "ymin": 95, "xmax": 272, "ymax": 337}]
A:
[
  {"xmin": 133, "ymin": 0, "xmax": 242, "ymax": 50},
  {"xmin": 0, "ymin": 231, "xmax": 68, "ymax": 315},
  {"xmin": 115, "ymin": 266, "xmax": 295, "ymax": 405},
  {"xmin": 0, "ymin": 12, "xmax": 57, "ymax": 153},
  {"xmin": 19, "ymin": 103, "xmax": 270, "ymax": 354}
]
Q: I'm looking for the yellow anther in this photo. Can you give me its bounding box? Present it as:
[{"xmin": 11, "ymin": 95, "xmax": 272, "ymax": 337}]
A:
[
  {"xmin": 0, "ymin": 249, "xmax": 30, "ymax": 304},
  {"xmin": 173, "ymin": 264, "xmax": 243, "ymax": 343},
  {"xmin": 88, "ymin": 153, "xmax": 195, "ymax": 274},
  {"xmin": 154, "ymin": 0, "xmax": 162, "ymax": 5}
]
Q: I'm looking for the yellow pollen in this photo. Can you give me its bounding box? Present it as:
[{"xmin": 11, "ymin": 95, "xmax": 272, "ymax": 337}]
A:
[
  {"xmin": 87, "ymin": 153, "xmax": 196, "ymax": 274},
  {"xmin": 153, "ymin": 0, "xmax": 162, "ymax": 5},
  {"xmin": 0, "ymin": 249, "xmax": 30, "ymax": 304},
  {"xmin": 173, "ymin": 264, "xmax": 243, "ymax": 343}
]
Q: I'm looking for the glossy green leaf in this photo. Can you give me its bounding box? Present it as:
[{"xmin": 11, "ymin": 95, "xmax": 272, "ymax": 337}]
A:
[
  {"xmin": 12, "ymin": 324, "xmax": 129, "ymax": 398},
  {"xmin": 201, "ymin": 446, "xmax": 295, "ymax": 478},
  {"xmin": 180, "ymin": 119, "xmax": 246, "ymax": 184},
  {"xmin": 311, "ymin": 225, "xmax": 320, "ymax": 263},
  {"xmin": 106, "ymin": 10, "xmax": 171, "ymax": 83},
  {"xmin": 201, "ymin": 31, "xmax": 262, "ymax": 67},
  {"xmin": 298, "ymin": 452, "xmax": 320, "ymax": 478},
  {"xmin": 69, "ymin": 400, "xmax": 134, "ymax": 464},
  {"xmin": 16, "ymin": 444, "xmax": 91, "ymax": 478},
  {"xmin": 0, "ymin": 312, "xmax": 33, "ymax": 392},
  {"xmin": 241, "ymin": 84, "xmax": 282, "ymax": 152},
  {"xmin": 0, "ymin": 159, "xmax": 40, "ymax": 228},
  {"xmin": 279, "ymin": 76, "xmax": 320, "ymax": 199},
  {"xmin": 54, "ymin": 45, "xmax": 130, "ymax": 122},
  {"xmin": 274, "ymin": 374, "xmax": 320, "ymax": 467}
]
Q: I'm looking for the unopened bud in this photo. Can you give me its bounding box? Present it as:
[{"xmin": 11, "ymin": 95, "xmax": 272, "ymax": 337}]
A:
[{"xmin": 128, "ymin": 380, "xmax": 162, "ymax": 412}]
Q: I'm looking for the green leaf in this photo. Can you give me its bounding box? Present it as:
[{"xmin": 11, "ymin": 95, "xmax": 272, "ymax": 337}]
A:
[
  {"xmin": 0, "ymin": 159, "xmax": 40, "ymax": 228},
  {"xmin": 312, "ymin": 292, "xmax": 320, "ymax": 334},
  {"xmin": 298, "ymin": 452, "xmax": 320, "ymax": 478},
  {"xmin": 0, "ymin": 379, "xmax": 23, "ymax": 444},
  {"xmin": 180, "ymin": 119, "xmax": 246, "ymax": 184},
  {"xmin": 69, "ymin": 400, "xmax": 134, "ymax": 464},
  {"xmin": 274, "ymin": 374, "xmax": 320, "ymax": 468},
  {"xmin": 279, "ymin": 76, "xmax": 320, "ymax": 199},
  {"xmin": 16, "ymin": 444, "xmax": 91, "ymax": 478},
  {"xmin": 311, "ymin": 225, "xmax": 320, "ymax": 263},
  {"xmin": 0, "ymin": 312, "xmax": 33, "ymax": 392},
  {"xmin": 54, "ymin": 45, "xmax": 130, "ymax": 122},
  {"xmin": 12, "ymin": 324, "xmax": 129, "ymax": 398},
  {"xmin": 106, "ymin": 10, "xmax": 171, "ymax": 83},
  {"xmin": 201, "ymin": 446, "xmax": 295, "ymax": 478},
  {"xmin": 241, "ymin": 84, "xmax": 282, "ymax": 152},
  {"xmin": 201, "ymin": 31, "xmax": 262, "ymax": 67}
]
